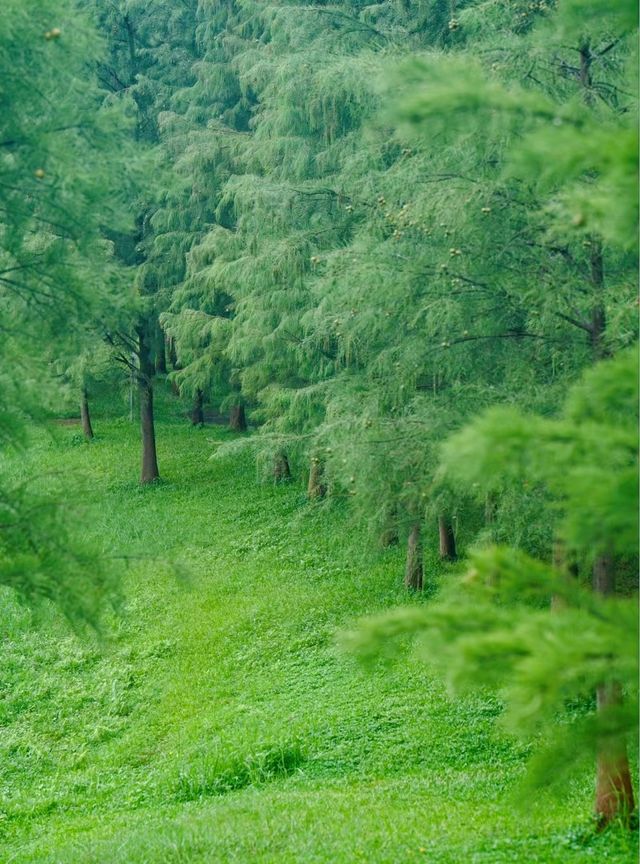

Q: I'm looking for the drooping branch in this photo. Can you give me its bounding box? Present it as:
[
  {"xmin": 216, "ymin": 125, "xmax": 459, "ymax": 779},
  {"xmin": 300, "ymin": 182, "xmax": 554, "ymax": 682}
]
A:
[{"xmin": 304, "ymin": 7, "xmax": 390, "ymax": 42}]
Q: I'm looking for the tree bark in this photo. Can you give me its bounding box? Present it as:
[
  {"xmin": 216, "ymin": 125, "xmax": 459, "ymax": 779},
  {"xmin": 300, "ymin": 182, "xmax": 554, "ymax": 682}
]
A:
[
  {"xmin": 307, "ymin": 457, "xmax": 326, "ymax": 500},
  {"xmin": 80, "ymin": 388, "xmax": 94, "ymax": 440},
  {"xmin": 438, "ymin": 515, "xmax": 457, "ymax": 561},
  {"xmin": 138, "ymin": 324, "xmax": 160, "ymax": 484},
  {"xmin": 229, "ymin": 404, "xmax": 247, "ymax": 432},
  {"xmin": 404, "ymin": 522, "xmax": 423, "ymax": 591},
  {"xmin": 191, "ymin": 389, "xmax": 204, "ymax": 426},
  {"xmin": 592, "ymin": 553, "xmax": 635, "ymax": 827},
  {"xmin": 274, "ymin": 452, "xmax": 291, "ymax": 483}
]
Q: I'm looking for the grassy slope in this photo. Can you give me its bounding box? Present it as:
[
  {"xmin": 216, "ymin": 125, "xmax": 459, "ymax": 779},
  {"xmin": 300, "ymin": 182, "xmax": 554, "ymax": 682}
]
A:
[{"xmin": 0, "ymin": 398, "xmax": 636, "ymax": 863}]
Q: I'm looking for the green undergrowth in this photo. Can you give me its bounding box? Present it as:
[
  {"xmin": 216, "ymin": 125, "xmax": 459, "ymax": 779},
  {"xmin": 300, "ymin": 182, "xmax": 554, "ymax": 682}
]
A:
[{"xmin": 0, "ymin": 394, "xmax": 636, "ymax": 863}]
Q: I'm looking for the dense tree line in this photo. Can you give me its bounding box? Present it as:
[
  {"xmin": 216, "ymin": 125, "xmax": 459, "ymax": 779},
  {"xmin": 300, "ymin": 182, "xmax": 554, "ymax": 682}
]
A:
[{"xmin": 1, "ymin": 0, "xmax": 637, "ymax": 829}]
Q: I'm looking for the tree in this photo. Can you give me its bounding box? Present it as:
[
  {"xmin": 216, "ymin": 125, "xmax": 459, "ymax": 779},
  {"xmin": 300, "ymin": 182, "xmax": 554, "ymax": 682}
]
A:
[
  {"xmin": 81, "ymin": 0, "xmax": 201, "ymax": 483},
  {"xmin": 0, "ymin": 0, "xmax": 131, "ymax": 620}
]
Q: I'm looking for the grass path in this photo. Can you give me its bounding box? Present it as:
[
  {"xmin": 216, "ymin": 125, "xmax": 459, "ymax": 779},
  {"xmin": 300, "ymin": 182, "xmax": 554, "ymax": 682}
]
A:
[{"xmin": 0, "ymin": 413, "xmax": 636, "ymax": 863}]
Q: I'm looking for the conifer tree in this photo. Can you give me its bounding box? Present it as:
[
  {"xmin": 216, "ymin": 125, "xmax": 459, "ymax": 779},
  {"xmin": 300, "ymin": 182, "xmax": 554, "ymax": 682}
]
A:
[
  {"xmin": 0, "ymin": 0, "xmax": 131, "ymax": 620},
  {"xmin": 82, "ymin": 0, "xmax": 201, "ymax": 482}
]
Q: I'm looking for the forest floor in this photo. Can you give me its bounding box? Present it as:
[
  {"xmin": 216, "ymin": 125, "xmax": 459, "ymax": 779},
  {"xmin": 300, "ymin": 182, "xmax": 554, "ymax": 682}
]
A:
[{"xmin": 1, "ymin": 393, "xmax": 637, "ymax": 863}]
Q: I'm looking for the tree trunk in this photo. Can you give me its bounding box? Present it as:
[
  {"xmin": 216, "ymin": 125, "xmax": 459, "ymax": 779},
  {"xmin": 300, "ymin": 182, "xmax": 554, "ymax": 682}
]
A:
[
  {"xmin": 191, "ymin": 389, "xmax": 204, "ymax": 426},
  {"xmin": 168, "ymin": 338, "xmax": 181, "ymax": 395},
  {"xmin": 578, "ymin": 42, "xmax": 608, "ymax": 362},
  {"xmin": 484, "ymin": 492, "xmax": 498, "ymax": 526},
  {"xmin": 595, "ymin": 682, "xmax": 636, "ymax": 829},
  {"xmin": 155, "ymin": 331, "xmax": 168, "ymax": 375},
  {"xmin": 404, "ymin": 522, "xmax": 423, "ymax": 591},
  {"xmin": 129, "ymin": 358, "xmax": 136, "ymax": 422},
  {"xmin": 307, "ymin": 457, "xmax": 326, "ymax": 500},
  {"xmin": 578, "ymin": 39, "xmax": 594, "ymax": 106},
  {"xmin": 438, "ymin": 515, "xmax": 457, "ymax": 561},
  {"xmin": 80, "ymin": 388, "xmax": 94, "ymax": 440},
  {"xmin": 274, "ymin": 452, "xmax": 291, "ymax": 483},
  {"xmin": 168, "ymin": 337, "xmax": 178, "ymax": 369},
  {"xmin": 229, "ymin": 404, "xmax": 247, "ymax": 432},
  {"xmin": 551, "ymin": 537, "xmax": 569, "ymax": 611},
  {"xmin": 379, "ymin": 504, "xmax": 399, "ymax": 548},
  {"xmin": 592, "ymin": 553, "xmax": 635, "ymax": 827},
  {"xmin": 138, "ymin": 325, "xmax": 160, "ymax": 484},
  {"xmin": 589, "ymin": 240, "xmax": 608, "ymax": 360}
]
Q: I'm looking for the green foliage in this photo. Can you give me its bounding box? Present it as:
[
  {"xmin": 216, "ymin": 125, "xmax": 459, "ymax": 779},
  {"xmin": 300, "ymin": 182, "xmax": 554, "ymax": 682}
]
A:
[
  {"xmin": 0, "ymin": 479, "xmax": 118, "ymax": 629},
  {"xmin": 0, "ymin": 0, "xmax": 134, "ymax": 620},
  {"xmin": 443, "ymin": 349, "xmax": 639, "ymax": 560},
  {"xmin": 352, "ymin": 351, "xmax": 639, "ymax": 797},
  {"xmin": 392, "ymin": 6, "xmax": 638, "ymax": 249},
  {"xmin": 0, "ymin": 0, "xmax": 637, "ymax": 849},
  {"xmin": 142, "ymin": 0, "xmax": 636, "ymax": 573}
]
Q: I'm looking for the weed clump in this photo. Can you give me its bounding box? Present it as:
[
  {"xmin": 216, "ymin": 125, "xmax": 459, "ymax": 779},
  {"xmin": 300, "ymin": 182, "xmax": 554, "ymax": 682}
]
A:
[{"xmin": 174, "ymin": 741, "xmax": 306, "ymax": 801}]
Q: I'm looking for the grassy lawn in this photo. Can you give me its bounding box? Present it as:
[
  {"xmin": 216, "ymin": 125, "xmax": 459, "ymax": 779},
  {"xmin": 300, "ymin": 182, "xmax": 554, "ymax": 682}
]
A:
[{"xmin": 0, "ymin": 396, "xmax": 636, "ymax": 863}]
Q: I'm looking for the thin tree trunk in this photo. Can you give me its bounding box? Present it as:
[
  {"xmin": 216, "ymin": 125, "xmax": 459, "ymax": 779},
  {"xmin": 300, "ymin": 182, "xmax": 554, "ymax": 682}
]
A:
[
  {"xmin": 589, "ymin": 240, "xmax": 608, "ymax": 360},
  {"xmin": 578, "ymin": 39, "xmax": 594, "ymax": 105},
  {"xmin": 592, "ymin": 553, "xmax": 635, "ymax": 827},
  {"xmin": 404, "ymin": 522, "xmax": 423, "ymax": 591},
  {"xmin": 129, "ymin": 357, "xmax": 135, "ymax": 422},
  {"xmin": 155, "ymin": 328, "xmax": 168, "ymax": 375},
  {"xmin": 168, "ymin": 337, "xmax": 178, "ymax": 369},
  {"xmin": 595, "ymin": 682, "xmax": 636, "ymax": 828},
  {"xmin": 551, "ymin": 537, "xmax": 579, "ymax": 610},
  {"xmin": 168, "ymin": 338, "xmax": 181, "ymax": 395},
  {"xmin": 379, "ymin": 503, "xmax": 399, "ymax": 548},
  {"xmin": 575, "ymin": 60, "xmax": 631, "ymax": 823},
  {"xmin": 80, "ymin": 388, "xmax": 94, "ymax": 440},
  {"xmin": 274, "ymin": 452, "xmax": 291, "ymax": 483},
  {"xmin": 551, "ymin": 537, "xmax": 569, "ymax": 611},
  {"xmin": 229, "ymin": 404, "xmax": 247, "ymax": 432},
  {"xmin": 438, "ymin": 515, "xmax": 457, "ymax": 561},
  {"xmin": 307, "ymin": 457, "xmax": 326, "ymax": 500},
  {"xmin": 138, "ymin": 325, "xmax": 160, "ymax": 484},
  {"xmin": 577, "ymin": 42, "xmax": 608, "ymax": 362},
  {"xmin": 140, "ymin": 380, "xmax": 160, "ymax": 484},
  {"xmin": 191, "ymin": 389, "xmax": 204, "ymax": 426},
  {"xmin": 484, "ymin": 492, "xmax": 498, "ymax": 526}
]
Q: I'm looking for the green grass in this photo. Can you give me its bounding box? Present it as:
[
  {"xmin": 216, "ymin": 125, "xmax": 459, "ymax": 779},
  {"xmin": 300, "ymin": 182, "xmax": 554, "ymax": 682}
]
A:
[{"xmin": 0, "ymin": 394, "xmax": 636, "ymax": 863}]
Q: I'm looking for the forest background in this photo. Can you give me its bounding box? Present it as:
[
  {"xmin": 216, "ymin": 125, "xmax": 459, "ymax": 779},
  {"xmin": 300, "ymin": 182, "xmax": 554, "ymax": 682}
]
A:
[{"xmin": 0, "ymin": 0, "xmax": 637, "ymax": 861}]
